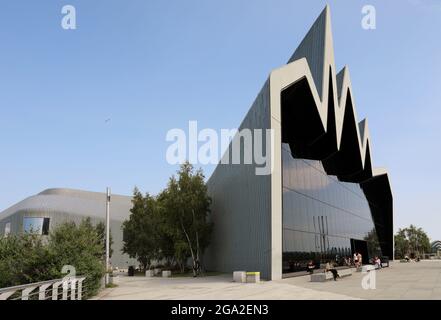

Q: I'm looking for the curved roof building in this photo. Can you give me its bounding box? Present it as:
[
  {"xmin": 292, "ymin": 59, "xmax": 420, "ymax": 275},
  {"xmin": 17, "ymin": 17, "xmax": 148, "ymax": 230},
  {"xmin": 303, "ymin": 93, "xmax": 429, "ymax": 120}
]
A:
[
  {"xmin": 205, "ymin": 6, "xmax": 393, "ymax": 280},
  {"xmin": 0, "ymin": 188, "xmax": 136, "ymax": 268},
  {"xmin": 432, "ymin": 241, "xmax": 441, "ymax": 253}
]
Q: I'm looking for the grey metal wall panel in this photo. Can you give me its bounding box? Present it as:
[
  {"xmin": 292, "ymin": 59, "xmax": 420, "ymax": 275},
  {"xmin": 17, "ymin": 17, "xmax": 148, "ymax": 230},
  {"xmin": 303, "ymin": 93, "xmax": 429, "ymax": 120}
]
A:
[{"xmin": 205, "ymin": 80, "xmax": 273, "ymax": 279}]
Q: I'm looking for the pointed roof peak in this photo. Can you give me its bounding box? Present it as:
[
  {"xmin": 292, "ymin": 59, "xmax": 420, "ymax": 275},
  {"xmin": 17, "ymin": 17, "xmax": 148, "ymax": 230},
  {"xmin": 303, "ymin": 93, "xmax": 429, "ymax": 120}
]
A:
[
  {"xmin": 288, "ymin": 5, "xmax": 330, "ymax": 59},
  {"xmin": 304, "ymin": 5, "xmax": 330, "ymax": 32},
  {"xmin": 287, "ymin": 5, "xmax": 334, "ymax": 98},
  {"xmin": 318, "ymin": 4, "xmax": 331, "ymax": 22}
]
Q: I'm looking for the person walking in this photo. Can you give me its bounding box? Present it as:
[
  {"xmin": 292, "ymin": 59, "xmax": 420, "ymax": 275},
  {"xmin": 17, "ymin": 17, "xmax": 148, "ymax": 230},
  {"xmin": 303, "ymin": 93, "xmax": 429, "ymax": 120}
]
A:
[{"xmin": 353, "ymin": 252, "xmax": 359, "ymax": 268}]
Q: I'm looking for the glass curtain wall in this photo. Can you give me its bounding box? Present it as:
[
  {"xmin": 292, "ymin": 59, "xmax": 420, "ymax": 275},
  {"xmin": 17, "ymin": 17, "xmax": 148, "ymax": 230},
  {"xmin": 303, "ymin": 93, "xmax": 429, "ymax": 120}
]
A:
[{"xmin": 282, "ymin": 143, "xmax": 381, "ymax": 275}]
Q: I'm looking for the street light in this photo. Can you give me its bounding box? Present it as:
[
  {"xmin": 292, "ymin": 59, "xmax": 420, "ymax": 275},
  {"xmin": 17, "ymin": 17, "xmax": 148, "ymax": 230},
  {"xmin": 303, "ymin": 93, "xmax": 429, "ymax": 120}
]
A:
[{"xmin": 105, "ymin": 187, "xmax": 111, "ymax": 285}]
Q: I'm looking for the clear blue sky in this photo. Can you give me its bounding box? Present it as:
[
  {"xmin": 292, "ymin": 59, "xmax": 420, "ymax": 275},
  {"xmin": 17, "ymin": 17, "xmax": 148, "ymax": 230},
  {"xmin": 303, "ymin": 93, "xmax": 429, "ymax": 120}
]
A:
[{"xmin": 1, "ymin": 0, "xmax": 440, "ymax": 241}]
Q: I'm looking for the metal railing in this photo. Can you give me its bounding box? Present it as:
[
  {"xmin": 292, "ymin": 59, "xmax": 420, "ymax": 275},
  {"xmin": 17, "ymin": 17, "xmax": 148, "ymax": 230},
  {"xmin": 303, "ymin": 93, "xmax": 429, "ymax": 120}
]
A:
[{"xmin": 0, "ymin": 277, "xmax": 86, "ymax": 300}]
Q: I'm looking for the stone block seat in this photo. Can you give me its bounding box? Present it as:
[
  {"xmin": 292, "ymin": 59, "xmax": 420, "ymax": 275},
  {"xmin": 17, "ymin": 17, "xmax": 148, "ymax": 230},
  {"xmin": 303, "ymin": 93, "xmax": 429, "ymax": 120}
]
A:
[
  {"xmin": 233, "ymin": 271, "xmax": 246, "ymax": 283},
  {"xmin": 310, "ymin": 268, "xmax": 352, "ymax": 282},
  {"xmin": 357, "ymin": 265, "xmax": 376, "ymax": 272},
  {"xmin": 246, "ymin": 272, "xmax": 260, "ymax": 283},
  {"xmin": 162, "ymin": 270, "xmax": 171, "ymax": 278}
]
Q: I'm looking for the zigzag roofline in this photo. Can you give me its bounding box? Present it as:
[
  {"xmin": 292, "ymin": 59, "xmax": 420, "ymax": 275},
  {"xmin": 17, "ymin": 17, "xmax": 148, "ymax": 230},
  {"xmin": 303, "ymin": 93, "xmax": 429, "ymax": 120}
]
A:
[{"xmin": 270, "ymin": 5, "xmax": 386, "ymax": 182}]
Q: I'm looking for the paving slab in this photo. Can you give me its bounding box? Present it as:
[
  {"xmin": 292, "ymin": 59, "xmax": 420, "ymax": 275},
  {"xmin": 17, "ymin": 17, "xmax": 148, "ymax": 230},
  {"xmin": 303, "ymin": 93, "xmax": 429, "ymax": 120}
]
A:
[
  {"xmin": 93, "ymin": 260, "xmax": 441, "ymax": 300},
  {"xmin": 283, "ymin": 260, "xmax": 441, "ymax": 300}
]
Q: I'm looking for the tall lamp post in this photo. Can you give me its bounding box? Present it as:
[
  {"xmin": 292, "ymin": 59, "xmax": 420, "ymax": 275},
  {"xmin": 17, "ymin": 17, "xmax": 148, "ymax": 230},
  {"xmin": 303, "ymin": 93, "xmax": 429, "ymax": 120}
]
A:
[{"xmin": 105, "ymin": 187, "xmax": 111, "ymax": 285}]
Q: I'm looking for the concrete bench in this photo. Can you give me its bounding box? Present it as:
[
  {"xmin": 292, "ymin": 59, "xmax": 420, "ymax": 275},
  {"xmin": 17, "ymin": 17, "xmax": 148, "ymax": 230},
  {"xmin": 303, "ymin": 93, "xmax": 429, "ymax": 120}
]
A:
[
  {"xmin": 357, "ymin": 265, "xmax": 376, "ymax": 272},
  {"xmin": 310, "ymin": 272, "xmax": 334, "ymax": 282},
  {"xmin": 338, "ymin": 268, "xmax": 353, "ymax": 277},
  {"xmin": 310, "ymin": 268, "xmax": 352, "ymax": 282},
  {"xmin": 162, "ymin": 270, "xmax": 171, "ymax": 278},
  {"xmin": 233, "ymin": 271, "xmax": 246, "ymax": 283}
]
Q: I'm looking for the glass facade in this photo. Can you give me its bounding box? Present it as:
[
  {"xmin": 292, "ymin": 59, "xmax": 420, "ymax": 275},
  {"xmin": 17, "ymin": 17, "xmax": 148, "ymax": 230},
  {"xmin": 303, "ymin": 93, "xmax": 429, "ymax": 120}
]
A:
[
  {"xmin": 4, "ymin": 222, "xmax": 11, "ymax": 236},
  {"xmin": 282, "ymin": 143, "xmax": 381, "ymax": 275},
  {"xmin": 23, "ymin": 217, "xmax": 50, "ymax": 235}
]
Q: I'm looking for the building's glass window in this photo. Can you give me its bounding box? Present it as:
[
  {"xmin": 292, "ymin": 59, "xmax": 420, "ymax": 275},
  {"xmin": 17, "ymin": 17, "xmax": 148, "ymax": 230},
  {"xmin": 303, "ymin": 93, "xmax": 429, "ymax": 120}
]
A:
[
  {"xmin": 281, "ymin": 143, "xmax": 382, "ymax": 276},
  {"xmin": 4, "ymin": 222, "xmax": 11, "ymax": 236},
  {"xmin": 23, "ymin": 217, "xmax": 50, "ymax": 235}
]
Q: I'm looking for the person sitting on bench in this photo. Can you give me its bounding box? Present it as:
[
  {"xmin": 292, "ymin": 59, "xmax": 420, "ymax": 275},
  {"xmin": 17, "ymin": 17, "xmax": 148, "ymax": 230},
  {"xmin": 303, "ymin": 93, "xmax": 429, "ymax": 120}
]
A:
[
  {"xmin": 307, "ymin": 260, "xmax": 316, "ymax": 274},
  {"xmin": 374, "ymin": 256, "xmax": 382, "ymax": 269},
  {"xmin": 325, "ymin": 262, "xmax": 340, "ymax": 281}
]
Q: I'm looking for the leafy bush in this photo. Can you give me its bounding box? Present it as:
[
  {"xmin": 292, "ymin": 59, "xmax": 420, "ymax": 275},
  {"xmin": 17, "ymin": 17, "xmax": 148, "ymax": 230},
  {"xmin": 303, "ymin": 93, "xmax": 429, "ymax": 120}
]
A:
[
  {"xmin": 0, "ymin": 233, "xmax": 55, "ymax": 288},
  {"xmin": 0, "ymin": 218, "xmax": 105, "ymax": 298},
  {"xmin": 48, "ymin": 218, "xmax": 105, "ymax": 297}
]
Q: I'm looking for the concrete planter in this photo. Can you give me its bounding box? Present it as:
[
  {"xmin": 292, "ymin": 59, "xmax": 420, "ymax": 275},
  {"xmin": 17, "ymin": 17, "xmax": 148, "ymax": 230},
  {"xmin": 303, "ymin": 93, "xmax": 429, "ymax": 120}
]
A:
[
  {"xmin": 100, "ymin": 276, "xmax": 106, "ymax": 288},
  {"xmin": 162, "ymin": 270, "xmax": 172, "ymax": 278},
  {"xmin": 109, "ymin": 275, "xmax": 119, "ymax": 285}
]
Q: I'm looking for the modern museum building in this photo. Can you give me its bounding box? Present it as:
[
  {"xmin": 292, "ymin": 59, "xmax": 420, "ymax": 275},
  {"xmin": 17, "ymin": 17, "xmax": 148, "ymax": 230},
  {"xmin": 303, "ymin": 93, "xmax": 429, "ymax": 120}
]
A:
[
  {"xmin": 0, "ymin": 6, "xmax": 393, "ymax": 281},
  {"xmin": 205, "ymin": 6, "xmax": 393, "ymax": 280}
]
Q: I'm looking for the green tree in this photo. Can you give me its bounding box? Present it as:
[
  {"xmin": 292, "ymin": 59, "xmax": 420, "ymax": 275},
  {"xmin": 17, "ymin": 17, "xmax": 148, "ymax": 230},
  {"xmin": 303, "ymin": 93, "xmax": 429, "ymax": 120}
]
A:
[
  {"xmin": 159, "ymin": 162, "xmax": 213, "ymax": 276},
  {"xmin": 173, "ymin": 239, "xmax": 191, "ymax": 273},
  {"xmin": 394, "ymin": 225, "xmax": 431, "ymax": 259},
  {"xmin": 394, "ymin": 229, "xmax": 408, "ymax": 259},
  {"xmin": 154, "ymin": 207, "xmax": 177, "ymax": 268},
  {"xmin": 122, "ymin": 187, "xmax": 160, "ymax": 271}
]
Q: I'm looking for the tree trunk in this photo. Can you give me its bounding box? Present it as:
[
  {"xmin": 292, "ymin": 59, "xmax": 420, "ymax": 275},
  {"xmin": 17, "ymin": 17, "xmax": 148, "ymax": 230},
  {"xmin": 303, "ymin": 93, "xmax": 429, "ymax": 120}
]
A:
[
  {"xmin": 180, "ymin": 216, "xmax": 196, "ymax": 276},
  {"xmin": 192, "ymin": 209, "xmax": 201, "ymax": 276}
]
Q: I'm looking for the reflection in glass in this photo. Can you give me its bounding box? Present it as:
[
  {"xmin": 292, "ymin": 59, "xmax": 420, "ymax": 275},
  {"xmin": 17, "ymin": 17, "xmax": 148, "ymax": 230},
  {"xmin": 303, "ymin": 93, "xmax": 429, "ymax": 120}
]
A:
[
  {"xmin": 282, "ymin": 143, "xmax": 381, "ymax": 275},
  {"xmin": 4, "ymin": 222, "xmax": 11, "ymax": 236},
  {"xmin": 23, "ymin": 217, "xmax": 50, "ymax": 235}
]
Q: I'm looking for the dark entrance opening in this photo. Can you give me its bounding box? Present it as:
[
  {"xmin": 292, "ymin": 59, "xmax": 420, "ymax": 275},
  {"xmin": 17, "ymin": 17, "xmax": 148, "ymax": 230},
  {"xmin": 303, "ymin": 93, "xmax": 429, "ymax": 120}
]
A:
[{"xmin": 351, "ymin": 239, "xmax": 369, "ymax": 264}]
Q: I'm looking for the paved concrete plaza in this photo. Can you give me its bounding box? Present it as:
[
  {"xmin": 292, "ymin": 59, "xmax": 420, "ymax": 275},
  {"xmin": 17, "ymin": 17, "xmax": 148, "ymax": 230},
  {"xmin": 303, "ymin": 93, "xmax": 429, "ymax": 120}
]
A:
[
  {"xmin": 93, "ymin": 261, "xmax": 441, "ymax": 300},
  {"xmin": 283, "ymin": 260, "xmax": 441, "ymax": 300}
]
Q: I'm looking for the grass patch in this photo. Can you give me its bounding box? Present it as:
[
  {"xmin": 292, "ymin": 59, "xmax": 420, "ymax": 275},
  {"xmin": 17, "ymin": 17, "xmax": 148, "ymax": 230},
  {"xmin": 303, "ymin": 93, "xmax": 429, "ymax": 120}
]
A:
[{"xmin": 105, "ymin": 283, "xmax": 118, "ymax": 288}]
